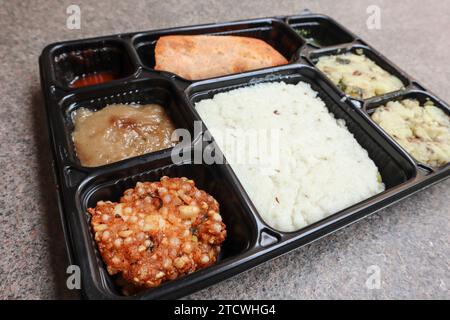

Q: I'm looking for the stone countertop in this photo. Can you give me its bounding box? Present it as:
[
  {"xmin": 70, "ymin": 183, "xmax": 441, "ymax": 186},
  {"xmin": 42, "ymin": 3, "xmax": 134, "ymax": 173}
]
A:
[{"xmin": 0, "ymin": 0, "xmax": 448, "ymax": 299}]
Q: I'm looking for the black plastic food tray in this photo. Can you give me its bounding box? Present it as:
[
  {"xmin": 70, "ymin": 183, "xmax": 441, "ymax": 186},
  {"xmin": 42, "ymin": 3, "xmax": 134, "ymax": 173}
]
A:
[{"xmin": 39, "ymin": 13, "xmax": 450, "ymax": 299}]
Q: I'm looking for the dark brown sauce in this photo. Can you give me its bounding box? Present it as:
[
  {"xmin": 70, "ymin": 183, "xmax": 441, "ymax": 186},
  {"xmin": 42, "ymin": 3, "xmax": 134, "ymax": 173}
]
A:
[{"xmin": 72, "ymin": 104, "xmax": 177, "ymax": 167}]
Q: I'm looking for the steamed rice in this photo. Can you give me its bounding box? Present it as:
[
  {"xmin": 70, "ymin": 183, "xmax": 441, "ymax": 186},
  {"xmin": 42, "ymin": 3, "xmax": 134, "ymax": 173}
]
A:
[{"xmin": 195, "ymin": 81, "xmax": 385, "ymax": 232}]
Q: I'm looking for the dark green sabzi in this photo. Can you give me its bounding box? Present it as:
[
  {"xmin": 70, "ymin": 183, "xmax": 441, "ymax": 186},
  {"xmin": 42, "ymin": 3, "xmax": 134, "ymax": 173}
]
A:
[{"xmin": 295, "ymin": 28, "xmax": 322, "ymax": 47}]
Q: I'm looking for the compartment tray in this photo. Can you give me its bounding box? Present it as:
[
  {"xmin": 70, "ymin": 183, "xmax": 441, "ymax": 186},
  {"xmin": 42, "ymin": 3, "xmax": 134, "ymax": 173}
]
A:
[{"xmin": 38, "ymin": 13, "xmax": 450, "ymax": 300}]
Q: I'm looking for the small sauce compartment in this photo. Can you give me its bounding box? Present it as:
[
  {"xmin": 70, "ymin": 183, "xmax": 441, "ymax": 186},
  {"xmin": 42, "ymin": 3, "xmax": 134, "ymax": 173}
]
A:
[
  {"xmin": 309, "ymin": 45, "xmax": 410, "ymax": 100},
  {"xmin": 51, "ymin": 40, "xmax": 137, "ymax": 89},
  {"xmin": 78, "ymin": 160, "xmax": 258, "ymax": 298},
  {"xmin": 132, "ymin": 19, "xmax": 303, "ymax": 79},
  {"xmin": 366, "ymin": 90, "xmax": 450, "ymax": 170},
  {"xmin": 287, "ymin": 15, "xmax": 355, "ymax": 48},
  {"xmin": 58, "ymin": 78, "xmax": 196, "ymax": 169}
]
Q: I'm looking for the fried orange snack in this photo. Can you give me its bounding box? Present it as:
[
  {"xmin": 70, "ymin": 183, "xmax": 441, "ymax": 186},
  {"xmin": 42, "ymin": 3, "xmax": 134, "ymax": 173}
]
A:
[
  {"xmin": 154, "ymin": 35, "xmax": 288, "ymax": 80},
  {"xmin": 88, "ymin": 177, "xmax": 226, "ymax": 290}
]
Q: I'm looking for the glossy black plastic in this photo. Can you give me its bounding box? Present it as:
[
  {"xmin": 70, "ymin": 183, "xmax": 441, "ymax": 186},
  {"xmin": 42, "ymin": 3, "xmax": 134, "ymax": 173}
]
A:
[
  {"xmin": 39, "ymin": 13, "xmax": 450, "ymax": 300},
  {"xmin": 286, "ymin": 15, "xmax": 355, "ymax": 48},
  {"xmin": 50, "ymin": 39, "xmax": 138, "ymax": 89}
]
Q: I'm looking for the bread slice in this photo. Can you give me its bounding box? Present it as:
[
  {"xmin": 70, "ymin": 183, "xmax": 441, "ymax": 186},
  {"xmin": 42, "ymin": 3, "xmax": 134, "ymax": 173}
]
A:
[{"xmin": 154, "ymin": 35, "xmax": 288, "ymax": 80}]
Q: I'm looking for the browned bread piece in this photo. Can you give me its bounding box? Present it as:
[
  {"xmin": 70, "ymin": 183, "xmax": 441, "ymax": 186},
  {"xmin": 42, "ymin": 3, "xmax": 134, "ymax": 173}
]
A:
[{"xmin": 154, "ymin": 35, "xmax": 288, "ymax": 80}]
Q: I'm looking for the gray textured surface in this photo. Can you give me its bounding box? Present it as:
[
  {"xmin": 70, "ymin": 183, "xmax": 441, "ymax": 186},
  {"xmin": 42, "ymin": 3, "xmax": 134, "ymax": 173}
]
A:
[{"xmin": 0, "ymin": 0, "xmax": 449, "ymax": 300}]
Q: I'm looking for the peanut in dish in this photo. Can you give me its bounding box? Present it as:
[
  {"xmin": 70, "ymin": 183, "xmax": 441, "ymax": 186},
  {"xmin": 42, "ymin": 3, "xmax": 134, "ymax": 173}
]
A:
[{"xmin": 88, "ymin": 177, "xmax": 227, "ymax": 292}]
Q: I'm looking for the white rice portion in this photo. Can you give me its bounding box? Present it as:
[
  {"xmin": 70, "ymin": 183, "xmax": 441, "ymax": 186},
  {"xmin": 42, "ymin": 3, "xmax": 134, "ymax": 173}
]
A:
[{"xmin": 195, "ymin": 81, "xmax": 385, "ymax": 232}]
